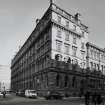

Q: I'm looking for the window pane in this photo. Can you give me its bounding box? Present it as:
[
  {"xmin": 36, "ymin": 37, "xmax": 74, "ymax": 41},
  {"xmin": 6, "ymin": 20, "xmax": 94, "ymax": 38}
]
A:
[
  {"xmin": 64, "ymin": 44, "xmax": 70, "ymax": 55},
  {"xmin": 81, "ymin": 51, "xmax": 85, "ymax": 60},
  {"xmin": 58, "ymin": 15, "xmax": 61, "ymax": 24},
  {"xmin": 65, "ymin": 32, "xmax": 69, "ymax": 41},
  {"xmin": 57, "ymin": 28, "xmax": 62, "ymax": 38},
  {"xmin": 72, "ymin": 46, "xmax": 77, "ymax": 57},
  {"xmin": 73, "ymin": 35, "xmax": 77, "ymax": 44},
  {"xmin": 66, "ymin": 21, "xmax": 69, "ymax": 28},
  {"xmin": 56, "ymin": 41, "xmax": 62, "ymax": 52}
]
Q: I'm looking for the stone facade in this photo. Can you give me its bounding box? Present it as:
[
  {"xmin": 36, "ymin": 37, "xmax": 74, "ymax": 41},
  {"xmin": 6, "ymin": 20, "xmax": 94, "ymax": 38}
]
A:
[
  {"xmin": 51, "ymin": 3, "xmax": 88, "ymax": 69},
  {"xmin": 11, "ymin": 2, "xmax": 105, "ymax": 96}
]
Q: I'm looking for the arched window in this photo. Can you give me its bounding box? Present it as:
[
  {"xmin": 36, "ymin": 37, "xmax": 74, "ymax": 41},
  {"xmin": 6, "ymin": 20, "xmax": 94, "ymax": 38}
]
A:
[
  {"xmin": 67, "ymin": 57, "xmax": 71, "ymax": 63},
  {"xmin": 55, "ymin": 54, "xmax": 59, "ymax": 61},
  {"xmin": 55, "ymin": 54, "xmax": 62, "ymax": 61}
]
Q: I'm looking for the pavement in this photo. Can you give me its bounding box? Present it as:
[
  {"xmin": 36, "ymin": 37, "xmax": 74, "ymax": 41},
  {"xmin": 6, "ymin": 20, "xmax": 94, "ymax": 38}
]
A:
[
  {"xmin": 0, "ymin": 93, "xmax": 90, "ymax": 105},
  {"xmin": 1, "ymin": 96, "xmax": 103, "ymax": 105}
]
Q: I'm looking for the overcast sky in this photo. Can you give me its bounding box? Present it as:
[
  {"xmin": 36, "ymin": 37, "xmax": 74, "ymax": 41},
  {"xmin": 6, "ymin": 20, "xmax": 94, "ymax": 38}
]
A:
[{"xmin": 0, "ymin": 0, "xmax": 105, "ymax": 82}]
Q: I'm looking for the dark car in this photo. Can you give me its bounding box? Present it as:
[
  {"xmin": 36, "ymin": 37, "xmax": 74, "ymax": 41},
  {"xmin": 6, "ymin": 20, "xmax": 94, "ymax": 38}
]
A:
[
  {"xmin": 45, "ymin": 91, "xmax": 64, "ymax": 100},
  {"xmin": 16, "ymin": 90, "xmax": 25, "ymax": 97}
]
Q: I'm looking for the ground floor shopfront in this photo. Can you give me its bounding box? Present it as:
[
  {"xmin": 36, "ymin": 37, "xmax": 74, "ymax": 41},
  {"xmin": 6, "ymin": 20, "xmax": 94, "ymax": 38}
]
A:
[{"xmin": 33, "ymin": 60, "xmax": 105, "ymax": 97}]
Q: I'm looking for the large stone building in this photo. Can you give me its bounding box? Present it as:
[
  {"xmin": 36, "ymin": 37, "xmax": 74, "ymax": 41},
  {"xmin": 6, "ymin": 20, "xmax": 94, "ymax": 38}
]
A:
[{"xmin": 11, "ymin": 2, "xmax": 105, "ymax": 96}]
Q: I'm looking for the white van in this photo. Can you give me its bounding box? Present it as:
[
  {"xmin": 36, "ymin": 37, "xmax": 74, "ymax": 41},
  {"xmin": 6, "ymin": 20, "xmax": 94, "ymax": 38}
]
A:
[{"xmin": 25, "ymin": 90, "xmax": 37, "ymax": 98}]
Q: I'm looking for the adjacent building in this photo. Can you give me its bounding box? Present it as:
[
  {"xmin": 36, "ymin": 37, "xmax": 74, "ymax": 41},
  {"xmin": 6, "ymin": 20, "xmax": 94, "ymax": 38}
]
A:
[
  {"xmin": 86, "ymin": 42, "xmax": 105, "ymax": 74},
  {"xmin": 11, "ymin": 2, "xmax": 105, "ymax": 96}
]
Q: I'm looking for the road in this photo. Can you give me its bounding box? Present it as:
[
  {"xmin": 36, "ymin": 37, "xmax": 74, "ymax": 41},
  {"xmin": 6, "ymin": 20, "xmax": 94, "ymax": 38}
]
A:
[{"xmin": 0, "ymin": 93, "xmax": 85, "ymax": 105}]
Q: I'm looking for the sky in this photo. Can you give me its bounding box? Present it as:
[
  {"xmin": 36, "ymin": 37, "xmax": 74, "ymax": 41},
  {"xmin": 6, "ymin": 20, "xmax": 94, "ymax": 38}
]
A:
[{"xmin": 0, "ymin": 0, "xmax": 105, "ymax": 82}]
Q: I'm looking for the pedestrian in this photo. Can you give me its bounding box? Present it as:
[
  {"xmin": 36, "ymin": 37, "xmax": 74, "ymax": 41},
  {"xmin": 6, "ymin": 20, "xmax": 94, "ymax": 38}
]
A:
[{"xmin": 85, "ymin": 91, "xmax": 90, "ymax": 105}]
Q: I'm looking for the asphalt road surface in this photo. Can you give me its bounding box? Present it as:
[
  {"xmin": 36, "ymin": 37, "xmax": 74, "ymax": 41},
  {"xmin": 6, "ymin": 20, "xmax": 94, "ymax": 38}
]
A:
[{"xmin": 0, "ymin": 93, "xmax": 85, "ymax": 105}]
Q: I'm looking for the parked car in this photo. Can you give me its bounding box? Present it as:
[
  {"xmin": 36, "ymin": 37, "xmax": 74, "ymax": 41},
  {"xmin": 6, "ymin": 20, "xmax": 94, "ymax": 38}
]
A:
[
  {"xmin": 25, "ymin": 89, "xmax": 37, "ymax": 98},
  {"xmin": 45, "ymin": 91, "xmax": 64, "ymax": 100},
  {"xmin": 16, "ymin": 89, "xmax": 25, "ymax": 97}
]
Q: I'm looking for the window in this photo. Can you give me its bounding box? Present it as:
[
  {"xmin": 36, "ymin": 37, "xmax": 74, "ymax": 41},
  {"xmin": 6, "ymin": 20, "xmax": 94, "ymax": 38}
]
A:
[
  {"xmin": 80, "ymin": 62, "xmax": 85, "ymax": 69},
  {"xmin": 104, "ymin": 56, "xmax": 105, "ymax": 61},
  {"xmin": 90, "ymin": 49, "xmax": 93, "ymax": 58},
  {"xmin": 57, "ymin": 28, "xmax": 61, "ymax": 38},
  {"xmin": 45, "ymin": 74, "xmax": 48, "ymax": 87},
  {"xmin": 56, "ymin": 74, "xmax": 60, "ymax": 87},
  {"xmin": 101, "ymin": 65, "xmax": 103, "ymax": 72},
  {"xmin": 57, "ymin": 8, "xmax": 63, "ymax": 14},
  {"xmin": 82, "ymin": 31, "xmax": 84, "ymax": 37},
  {"xmin": 94, "ymin": 51, "xmax": 97, "ymax": 59},
  {"xmin": 66, "ymin": 21, "xmax": 69, "ymax": 28},
  {"xmin": 58, "ymin": 15, "xmax": 61, "ymax": 24},
  {"xmin": 55, "ymin": 54, "xmax": 62, "ymax": 61},
  {"xmin": 65, "ymin": 32, "xmax": 69, "ymax": 41},
  {"xmin": 72, "ymin": 46, "xmax": 77, "ymax": 57},
  {"xmin": 73, "ymin": 25, "xmax": 76, "ymax": 31},
  {"xmin": 90, "ymin": 62, "xmax": 93, "ymax": 70},
  {"xmin": 45, "ymin": 32, "xmax": 50, "ymax": 41},
  {"xmin": 94, "ymin": 63, "xmax": 96, "ymax": 69},
  {"xmin": 81, "ymin": 51, "xmax": 85, "ymax": 60},
  {"xmin": 97, "ymin": 64, "xmax": 99, "ymax": 70},
  {"xmin": 104, "ymin": 66, "xmax": 105, "ymax": 74},
  {"xmin": 64, "ymin": 75, "xmax": 68, "ymax": 87},
  {"xmin": 56, "ymin": 41, "xmax": 62, "ymax": 52},
  {"xmin": 73, "ymin": 35, "xmax": 77, "ymax": 44},
  {"xmin": 81, "ymin": 42, "xmax": 85, "ymax": 49},
  {"xmin": 96, "ymin": 52, "xmax": 99, "ymax": 60},
  {"xmin": 72, "ymin": 76, "xmax": 76, "ymax": 88},
  {"xmin": 64, "ymin": 44, "xmax": 70, "ymax": 55},
  {"xmin": 101, "ymin": 54, "xmax": 104, "ymax": 61}
]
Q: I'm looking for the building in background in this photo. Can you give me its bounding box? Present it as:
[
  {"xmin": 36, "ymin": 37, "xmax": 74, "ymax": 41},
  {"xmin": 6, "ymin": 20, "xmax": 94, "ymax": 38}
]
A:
[
  {"xmin": 11, "ymin": 2, "xmax": 105, "ymax": 96},
  {"xmin": 0, "ymin": 65, "xmax": 11, "ymax": 91},
  {"xmin": 86, "ymin": 42, "xmax": 105, "ymax": 74},
  {"xmin": 0, "ymin": 82, "xmax": 10, "ymax": 91}
]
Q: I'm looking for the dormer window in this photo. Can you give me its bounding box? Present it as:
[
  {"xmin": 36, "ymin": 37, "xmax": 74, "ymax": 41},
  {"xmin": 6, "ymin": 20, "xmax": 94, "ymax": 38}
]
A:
[
  {"xmin": 66, "ymin": 21, "xmax": 69, "ymax": 28},
  {"xmin": 58, "ymin": 15, "xmax": 61, "ymax": 24}
]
